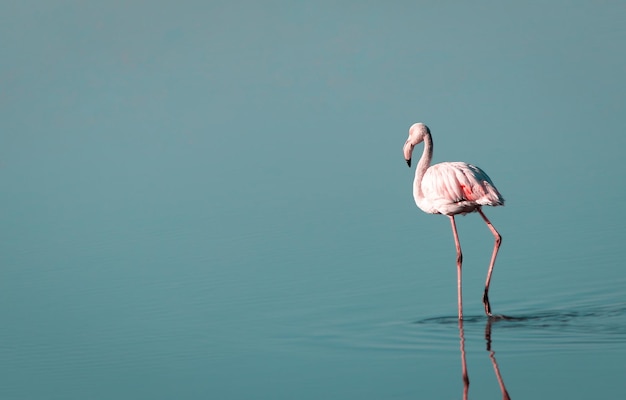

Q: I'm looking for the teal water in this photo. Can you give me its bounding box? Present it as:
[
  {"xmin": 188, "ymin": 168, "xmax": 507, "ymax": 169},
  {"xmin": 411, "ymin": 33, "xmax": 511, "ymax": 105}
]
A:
[{"xmin": 2, "ymin": 2, "xmax": 626, "ymax": 399}]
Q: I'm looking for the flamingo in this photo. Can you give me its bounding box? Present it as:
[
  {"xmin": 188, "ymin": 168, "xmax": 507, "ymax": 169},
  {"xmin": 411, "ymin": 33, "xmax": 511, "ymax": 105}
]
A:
[{"xmin": 403, "ymin": 123, "xmax": 504, "ymax": 320}]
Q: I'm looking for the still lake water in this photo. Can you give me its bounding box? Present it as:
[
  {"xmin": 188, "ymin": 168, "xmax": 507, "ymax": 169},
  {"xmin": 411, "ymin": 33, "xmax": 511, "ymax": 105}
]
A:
[{"xmin": 2, "ymin": 2, "xmax": 626, "ymax": 399}]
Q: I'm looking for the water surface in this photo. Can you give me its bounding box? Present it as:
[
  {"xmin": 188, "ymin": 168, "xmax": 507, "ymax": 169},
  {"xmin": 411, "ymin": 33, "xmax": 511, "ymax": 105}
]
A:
[{"xmin": 1, "ymin": 2, "xmax": 626, "ymax": 399}]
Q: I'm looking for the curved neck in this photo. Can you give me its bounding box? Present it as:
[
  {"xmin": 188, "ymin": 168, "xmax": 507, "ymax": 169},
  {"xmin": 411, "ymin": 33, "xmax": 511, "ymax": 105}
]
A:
[{"xmin": 413, "ymin": 132, "xmax": 433, "ymax": 202}]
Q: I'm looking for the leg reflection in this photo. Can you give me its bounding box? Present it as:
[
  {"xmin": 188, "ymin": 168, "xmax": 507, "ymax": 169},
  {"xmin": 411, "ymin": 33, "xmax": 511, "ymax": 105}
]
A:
[
  {"xmin": 485, "ymin": 319, "xmax": 511, "ymax": 400},
  {"xmin": 458, "ymin": 319, "xmax": 469, "ymax": 400},
  {"xmin": 457, "ymin": 319, "xmax": 512, "ymax": 399}
]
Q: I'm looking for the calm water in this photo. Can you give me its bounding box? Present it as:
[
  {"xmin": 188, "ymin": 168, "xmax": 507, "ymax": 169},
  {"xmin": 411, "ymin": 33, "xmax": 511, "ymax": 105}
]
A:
[{"xmin": 2, "ymin": 2, "xmax": 626, "ymax": 399}]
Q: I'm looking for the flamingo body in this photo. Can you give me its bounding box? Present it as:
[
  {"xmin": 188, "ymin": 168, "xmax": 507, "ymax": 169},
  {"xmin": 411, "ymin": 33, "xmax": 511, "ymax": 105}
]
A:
[
  {"xmin": 419, "ymin": 161, "xmax": 504, "ymax": 215},
  {"xmin": 403, "ymin": 122, "xmax": 505, "ymax": 319}
]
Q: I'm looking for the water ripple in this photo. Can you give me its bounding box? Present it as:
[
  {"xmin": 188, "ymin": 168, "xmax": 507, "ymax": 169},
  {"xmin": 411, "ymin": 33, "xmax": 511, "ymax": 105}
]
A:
[
  {"xmin": 282, "ymin": 303, "xmax": 626, "ymax": 357},
  {"xmin": 415, "ymin": 303, "xmax": 626, "ymax": 354}
]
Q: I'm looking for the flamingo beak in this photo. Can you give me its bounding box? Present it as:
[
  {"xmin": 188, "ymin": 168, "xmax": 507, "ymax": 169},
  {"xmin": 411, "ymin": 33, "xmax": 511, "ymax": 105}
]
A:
[{"xmin": 403, "ymin": 141, "xmax": 414, "ymax": 167}]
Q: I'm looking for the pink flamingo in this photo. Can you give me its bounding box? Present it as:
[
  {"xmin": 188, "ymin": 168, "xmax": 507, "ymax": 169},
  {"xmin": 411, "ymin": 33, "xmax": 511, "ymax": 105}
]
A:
[{"xmin": 403, "ymin": 123, "xmax": 504, "ymax": 320}]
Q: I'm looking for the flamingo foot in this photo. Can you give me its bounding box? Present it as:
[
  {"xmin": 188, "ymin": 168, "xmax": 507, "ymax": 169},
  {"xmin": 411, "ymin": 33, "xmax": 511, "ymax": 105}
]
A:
[{"xmin": 482, "ymin": 290, "xmax": 492, "ymax": 317}]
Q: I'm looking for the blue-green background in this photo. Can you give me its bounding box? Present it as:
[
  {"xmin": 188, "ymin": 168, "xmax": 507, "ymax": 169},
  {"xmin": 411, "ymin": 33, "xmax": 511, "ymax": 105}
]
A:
[{"xmin": 2, "ymin": 1, "xmax": 626, "ymax": 399}]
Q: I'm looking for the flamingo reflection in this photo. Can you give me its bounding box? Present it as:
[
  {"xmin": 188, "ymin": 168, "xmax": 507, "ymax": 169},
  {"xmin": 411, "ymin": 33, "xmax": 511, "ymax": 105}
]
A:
[{"xmin": 458, "ymin": 319, "xmax": 511, "ymax": 399}]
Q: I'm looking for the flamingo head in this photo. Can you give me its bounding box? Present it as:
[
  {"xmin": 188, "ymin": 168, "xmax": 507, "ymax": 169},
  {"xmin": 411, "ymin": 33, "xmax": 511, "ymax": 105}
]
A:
[{"xmin": 403, "ymin": 122, "xmax": 430, "ymax": 168}]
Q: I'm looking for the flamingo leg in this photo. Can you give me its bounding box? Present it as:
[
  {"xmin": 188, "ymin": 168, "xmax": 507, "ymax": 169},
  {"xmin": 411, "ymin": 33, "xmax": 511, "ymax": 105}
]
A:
[
  {"xmin": 477, "ymin": 209, "xmax": 502, "ymax": 317},
  {"xmin": 449, "ymin": 216, "xmax": 464, "ymax": 320}
]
